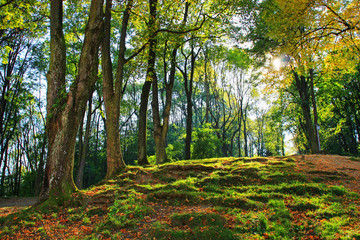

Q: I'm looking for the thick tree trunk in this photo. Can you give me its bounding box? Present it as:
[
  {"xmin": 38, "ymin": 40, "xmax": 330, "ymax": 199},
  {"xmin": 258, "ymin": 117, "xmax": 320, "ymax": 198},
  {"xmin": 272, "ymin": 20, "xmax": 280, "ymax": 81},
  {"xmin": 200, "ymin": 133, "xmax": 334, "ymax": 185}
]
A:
[
  {"xmin": 40, "ymin": 0, "xmax": 104, "ymax": 202},
  {"xmin": 102, "ymin": 0, "xmax": 131, "ymax": 178},
  {"xmin": 293, "ymin": 70, "xmax": 319, "ymax": 154}
]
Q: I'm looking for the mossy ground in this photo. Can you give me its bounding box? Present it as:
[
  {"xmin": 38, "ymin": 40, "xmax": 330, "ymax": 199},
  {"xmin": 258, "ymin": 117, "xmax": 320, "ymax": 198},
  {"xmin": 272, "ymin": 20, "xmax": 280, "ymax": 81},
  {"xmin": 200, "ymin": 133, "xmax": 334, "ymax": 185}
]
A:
[{"xmin": 1, "ymin": 156, "xmax": 360, "ymax": 239}]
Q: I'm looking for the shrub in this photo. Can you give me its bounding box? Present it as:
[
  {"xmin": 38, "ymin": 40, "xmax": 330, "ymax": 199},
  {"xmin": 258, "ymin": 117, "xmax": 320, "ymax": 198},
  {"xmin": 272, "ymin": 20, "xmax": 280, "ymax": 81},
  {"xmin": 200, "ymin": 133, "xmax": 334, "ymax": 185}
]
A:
[{"xmin": 191, "ymin": 124, "xmax": 221, "ymax": 159}]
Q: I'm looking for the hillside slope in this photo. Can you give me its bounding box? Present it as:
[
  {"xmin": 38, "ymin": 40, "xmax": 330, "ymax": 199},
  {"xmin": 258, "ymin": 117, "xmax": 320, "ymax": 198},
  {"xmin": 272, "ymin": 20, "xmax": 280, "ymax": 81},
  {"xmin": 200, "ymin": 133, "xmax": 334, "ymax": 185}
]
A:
[{"xmin": 1, "ymin": 155, "xmax": 360, "ymax": 239}]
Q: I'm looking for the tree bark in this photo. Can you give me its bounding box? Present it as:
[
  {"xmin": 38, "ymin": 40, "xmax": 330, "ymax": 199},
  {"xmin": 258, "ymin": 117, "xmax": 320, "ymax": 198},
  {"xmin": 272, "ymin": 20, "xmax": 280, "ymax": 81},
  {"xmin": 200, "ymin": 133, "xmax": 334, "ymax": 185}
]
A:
[
  {"xmin": 309, "ymin": 68, "xmax": 321, "ymax": 151},
  {"xmin": 137, "ymin": 81, "xmax": 152, "ymax": 165},
  {"xmin": 137, "ymin": 0, "xmax": 158, "ymax": 165},
  {"xmin": 40, "ymin": 0, "xmax": 104, "ymax": 202},
  {"xmin": 0, "ymin": 142, "xmax": 8, "ymax": 196},
  {"xmin": 243, "ymin": 107, "xmax": 248, "ymax": 157},
  {"xmin": 151, "ymin": 2, "xmax": 189, "ymax": 164},
  {"xmin": 75, "ymin": 97, "xmax": 93, "ymax": 189},
  {"xmin": 183, "ymin": 44, "xmax": 197, "ymax": 160},
  {"xmin": 293, "ymin": 70, "xmax": 319, "ymax": 154},
  {"xmin": 102, "ymin": 0, "xmax": 131, "ymax": 178},
  {"xmin": 34, "ymin": 135, "xmax": 46, "ymax": 196},
  {"xmin": 152, "ymin": 46, "xmax": 178, "ymax": 164}
]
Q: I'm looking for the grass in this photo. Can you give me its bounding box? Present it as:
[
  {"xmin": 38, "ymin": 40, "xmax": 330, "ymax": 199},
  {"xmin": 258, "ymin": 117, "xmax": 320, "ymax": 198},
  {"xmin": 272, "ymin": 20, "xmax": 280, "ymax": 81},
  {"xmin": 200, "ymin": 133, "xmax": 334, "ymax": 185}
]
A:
[{"xmin": 1, "ymin": 156, "xmax": 360, "ymax": 239}]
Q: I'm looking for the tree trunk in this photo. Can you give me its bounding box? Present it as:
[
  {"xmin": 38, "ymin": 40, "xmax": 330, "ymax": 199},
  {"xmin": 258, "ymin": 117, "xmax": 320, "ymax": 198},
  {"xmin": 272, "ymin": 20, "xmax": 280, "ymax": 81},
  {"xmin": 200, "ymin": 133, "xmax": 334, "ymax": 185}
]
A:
[
  {"xmin": 75, "ymin": 97, "xmax": 92, "ymax": 189},
  {"xmin": 243, "ymin": 107, "xmax": 248, "ymax": 157},
  {"xmin": 237, "ymin": 111, "xmax": 242, "ymax": 157},
  {"xmin": 151, "ymin": 0, "xmax": 189, "ymax": 163},
  {"xmin": 138, "ymin": 0, "xmax": 158, "ymax": 165},
  {"xmin": 35, "ymin": 135, "xmax": 46, "ymax": 196},
  {"xmin": 152, "ymin": 45, "xmax": 179, "ymax": 164},
  {"xmin": 137, "ymin": 81, "xmax": 152, "ymax": 165},
  {"xmin": 185, "ymin": 88, "xmax": 193, "ymax": 160},
  {"xmin": 102, "ymin": 0, "xmax": 131, "ymax": 178},
  {"xmin": 40, "ymin": 0, "xmax": 104, "ymax": 202},
  {"xmin": 309, "ymin": 69, "xmax": 320, "ymax": 151},
  {"xmin": 293, "ymin": 70, "xmax": 319, "ymax": 154},
  {"xmin": 204, "ymin": 48, "xmax": 210, "ymax": 124},
  {"xmin": 184, "ymin": 44, "xmax": 197, "ymax": 160}
]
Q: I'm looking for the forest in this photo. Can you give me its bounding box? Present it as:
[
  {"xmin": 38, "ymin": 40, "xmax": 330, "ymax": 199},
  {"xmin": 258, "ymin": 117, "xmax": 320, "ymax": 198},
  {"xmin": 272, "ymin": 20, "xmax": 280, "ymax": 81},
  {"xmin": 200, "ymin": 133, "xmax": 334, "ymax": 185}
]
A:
[{"xmin": 0, "ymin": 0, "xmax": 359, "ymax": 199}]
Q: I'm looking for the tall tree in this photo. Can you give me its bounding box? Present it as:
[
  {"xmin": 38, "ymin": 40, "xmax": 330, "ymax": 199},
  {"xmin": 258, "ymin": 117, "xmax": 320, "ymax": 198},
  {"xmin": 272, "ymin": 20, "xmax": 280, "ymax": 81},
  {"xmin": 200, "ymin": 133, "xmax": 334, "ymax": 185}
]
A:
[
  {"xmin": 151, "ymin": 2, "xmax": 190, "ymax": 164},
  {"xmin": 40, "ymin": 0, "xmax": 104, "ymax": 202},
  {"xmin": 101, "ymin": 0, "xmax": 135, "ymax": 178},
  {"xmin": 177, "ymin": 41, "xmax": 201, "ymax": 160},
  {"xmin": 137, "ymin": 0, "xmax": 158, "ymax": 165},
  {"xmin": 75, "ymin": 96, "xmax": 93, "ymax": 189}
]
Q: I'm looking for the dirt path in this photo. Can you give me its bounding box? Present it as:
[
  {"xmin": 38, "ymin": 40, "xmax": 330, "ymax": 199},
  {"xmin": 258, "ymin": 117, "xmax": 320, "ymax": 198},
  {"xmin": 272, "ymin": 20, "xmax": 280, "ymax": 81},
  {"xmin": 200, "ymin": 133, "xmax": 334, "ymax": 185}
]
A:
[
  {"xmin": 0, "ymin": 197, "xmax": 38, "ymax": 208},
  {"xmin": 0, "ymin": 197, "xmax": 38, "ymax": 217},
  {"xmin": 293, "ymin": 154, "xmax": 360, "ymax": 194}
]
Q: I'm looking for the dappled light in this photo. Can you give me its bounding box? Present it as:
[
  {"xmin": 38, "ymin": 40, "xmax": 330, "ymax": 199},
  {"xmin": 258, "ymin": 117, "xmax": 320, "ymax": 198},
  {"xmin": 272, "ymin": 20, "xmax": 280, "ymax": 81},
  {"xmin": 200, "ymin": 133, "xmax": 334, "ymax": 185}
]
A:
[{"xmin": 1, "ymin": 0, "xmax": 359, "ymax": 238}]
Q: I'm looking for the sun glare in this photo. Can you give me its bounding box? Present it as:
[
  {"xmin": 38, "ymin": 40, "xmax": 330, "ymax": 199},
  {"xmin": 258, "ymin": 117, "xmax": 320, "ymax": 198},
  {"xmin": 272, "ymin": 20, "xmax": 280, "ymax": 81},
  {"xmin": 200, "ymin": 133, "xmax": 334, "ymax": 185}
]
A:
[{"xmin": 272, "ymin": 57, "xmax": 282, "ymax": 70}]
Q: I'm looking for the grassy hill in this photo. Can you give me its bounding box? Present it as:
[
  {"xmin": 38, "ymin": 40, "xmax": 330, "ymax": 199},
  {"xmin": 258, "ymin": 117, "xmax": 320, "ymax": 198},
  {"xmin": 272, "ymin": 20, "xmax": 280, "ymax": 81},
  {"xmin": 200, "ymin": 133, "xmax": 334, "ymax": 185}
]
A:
[{"xmin": 1, "ymin": 156, "xmax": 360, "ymax": 239}]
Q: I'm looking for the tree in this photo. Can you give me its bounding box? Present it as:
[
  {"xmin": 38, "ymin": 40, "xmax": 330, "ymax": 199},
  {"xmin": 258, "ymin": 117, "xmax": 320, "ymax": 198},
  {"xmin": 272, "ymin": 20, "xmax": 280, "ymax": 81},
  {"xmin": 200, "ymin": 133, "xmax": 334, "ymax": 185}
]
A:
[
  {"xmin": 40, "ymin": 0, "xmax": 104, "ymax": 202},
  {"xmin": 0, "ymin": 8, "xmax": 47, "ymax": 196},
  {"xmin": 137, "ymin": 0, "xmax": 158, "ymax": 165},
  {"xmin": 177, "ymin": 40, "xmax": 201, "ymax": 160},
  {"xmin": 101, "ymin": 0, "xmax": 134, "ymax": 178},
  {"xmin": 151, "ymin": 1, "xmax": 191, "ymax": 164},
  {"xmin": 74, "ymin": 96, "xmax": 93, "ymax": 189}
]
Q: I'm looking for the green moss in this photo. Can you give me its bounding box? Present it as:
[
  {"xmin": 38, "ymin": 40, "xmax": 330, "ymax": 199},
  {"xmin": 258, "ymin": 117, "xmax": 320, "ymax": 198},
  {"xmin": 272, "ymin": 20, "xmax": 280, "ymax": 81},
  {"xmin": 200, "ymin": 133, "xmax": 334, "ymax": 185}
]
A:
[
  {"xmin": 149, "ymin": 212, "xmax": 236, "ymax": 240},
  {"xmin": 170, "ymin": 212, "xmax": 226, "ymax": 227},
  {"xmin": 106, "ymin": 193, "xmax": 154, "ymax": 229}
]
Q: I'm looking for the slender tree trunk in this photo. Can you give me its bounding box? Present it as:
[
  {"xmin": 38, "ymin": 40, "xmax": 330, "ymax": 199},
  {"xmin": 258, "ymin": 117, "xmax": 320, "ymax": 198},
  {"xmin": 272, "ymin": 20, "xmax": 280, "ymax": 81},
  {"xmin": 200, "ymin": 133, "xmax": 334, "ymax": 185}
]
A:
[
  {"xmin": 183, "ymin": 44, "xmax": 197, "ymax": 160},
  {"xmin": 237, "ymin": 112, "xmax": 242, "ymax": 157},
  {"xmin": 280, "ymin": 125, "xmax": 285, "ymax": 156},
  {"xmin": 243, "ymin": 107, "xmax": 248, "ymax": 157},
  {"xmin": 184, "ymin": 89, "xmax": 193, "ymax": 159},
  {"xmin": 138, "ymin": 0, "xmax": 158, "ymax": 165},
  {"xmin": 151, "ymin": 56, "xmax": 166, "ymax": 164},
  {"xmin": 137, "ymin": 81, "xmax": 152, "ymax": 165},
  {"xmin": 152, "ymin": 46, "xmax": 179, "ymax": 164},
  {"xmin": 40, "ymin": 0, "xmax": 104, "ymax": 202},
  {"xmin": 230, "ymin": 126, "xmax": 240, "ymax": 156},
  {"xmin": 75, "ymin": 97, "xmax": 92, "ymax": 189},
  {"xmin": 0, "ymin": 142, "xmax": 8, "ymax": 196},
  {"xmin": 151, "ymin": 3, "xmax": 189, "ymax": 164},
  {"xmin": 35, "ymin": 135, "xmax": 46, "ymax": 196},
  {"xmin": 204, "ymin": 48, "xmax": 210, "ymax": 124},
  {"xmin": 309, "ymin": 69, "xmax": 320, "ymax": 152}
]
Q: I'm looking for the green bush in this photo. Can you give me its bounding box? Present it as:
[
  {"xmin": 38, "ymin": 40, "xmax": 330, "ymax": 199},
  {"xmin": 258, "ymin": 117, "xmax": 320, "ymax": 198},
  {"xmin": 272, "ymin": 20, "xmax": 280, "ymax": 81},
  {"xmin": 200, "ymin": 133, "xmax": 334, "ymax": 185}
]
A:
[{"xmin": 191, "ymin": 124, "xmax": 221, "ymax": 159}]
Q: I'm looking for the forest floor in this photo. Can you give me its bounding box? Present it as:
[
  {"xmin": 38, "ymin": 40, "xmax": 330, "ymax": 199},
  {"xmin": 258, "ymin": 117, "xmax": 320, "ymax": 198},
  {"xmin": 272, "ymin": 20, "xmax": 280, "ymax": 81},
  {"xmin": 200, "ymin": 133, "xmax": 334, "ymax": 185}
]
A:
[{"xmin": 0, "ymin": 154, "xmax": 360, "ymax": 239}]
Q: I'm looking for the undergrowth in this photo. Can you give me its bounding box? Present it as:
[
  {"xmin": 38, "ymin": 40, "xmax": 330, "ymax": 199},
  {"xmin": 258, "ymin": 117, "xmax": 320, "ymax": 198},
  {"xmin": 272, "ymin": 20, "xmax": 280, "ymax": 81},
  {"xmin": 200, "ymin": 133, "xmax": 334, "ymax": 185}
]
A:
[{"xmin": 1, "ymin": 156, "xmax": 359, "ymax": 239}]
